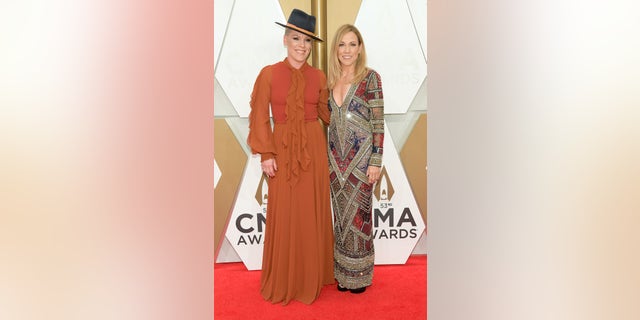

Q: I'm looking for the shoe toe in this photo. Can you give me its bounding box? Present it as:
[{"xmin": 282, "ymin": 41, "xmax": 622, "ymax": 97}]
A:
[{"xmin": 349, "ymin": 287, "xmax": 366, "ymax": 294}]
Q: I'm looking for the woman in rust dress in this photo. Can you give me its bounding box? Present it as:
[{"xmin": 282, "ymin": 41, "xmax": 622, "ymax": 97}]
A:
[
  {"xmin": 327, "ymin": 24, "xmax": 384, "ymax": 294},
  {"xmin": 247, "ymin": 9, "xmax": 334, "ymax": 305}
]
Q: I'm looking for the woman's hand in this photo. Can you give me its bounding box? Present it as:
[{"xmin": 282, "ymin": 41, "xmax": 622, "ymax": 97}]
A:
[
  {"xmin": 366, "ymin": 166, "xmax": 381, "ymax": 184},
  {"xmin": 261, "ymin": 158, "xmax": 278, "ymax": 178}
]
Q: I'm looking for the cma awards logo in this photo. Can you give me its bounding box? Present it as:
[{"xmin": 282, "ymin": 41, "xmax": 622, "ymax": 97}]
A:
[
  {"xmin": 372, "ymin": 166, "xmax": 419, "ymax": 240},
  {"xmin": 225, "ymin": 155, "xmax": 271, "ymax": 270},
  {"xmin": 234, "ymin": 174, "xmax": 268, "ymax": 246}
]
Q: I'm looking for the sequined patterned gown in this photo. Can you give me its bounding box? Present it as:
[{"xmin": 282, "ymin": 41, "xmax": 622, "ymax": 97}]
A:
[{"xmin": 328, "ymin": 69, "xmax": 384, "ymax": 289}]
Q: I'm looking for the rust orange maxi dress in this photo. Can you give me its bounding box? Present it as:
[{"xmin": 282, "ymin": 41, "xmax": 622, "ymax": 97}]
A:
[{"xmin": 247, "ymin": 58, "xmax": 334, "ymax": 305}]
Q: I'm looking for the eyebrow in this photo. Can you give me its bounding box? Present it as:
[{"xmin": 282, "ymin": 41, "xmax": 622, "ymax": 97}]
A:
[{"xmin": 290, "ymin": 31, "xmax": 311, "ymax": 40}]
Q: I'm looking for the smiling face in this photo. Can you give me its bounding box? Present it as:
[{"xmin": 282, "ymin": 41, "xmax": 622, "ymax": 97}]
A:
[
  {"xmin": 337, "ymin": 31, "xmax": 362, "ymax": 68},
  {"xmin": 284, "ymin": 29, "xmax": 313, "ymax": 68}
]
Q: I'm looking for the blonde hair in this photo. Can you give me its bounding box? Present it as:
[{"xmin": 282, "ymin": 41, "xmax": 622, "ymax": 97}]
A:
[{"xmin": 327, "ymin": 24, "xmax": 368, "ymax": 89}]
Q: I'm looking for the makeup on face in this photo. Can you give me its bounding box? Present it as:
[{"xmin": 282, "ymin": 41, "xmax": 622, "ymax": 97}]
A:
[
  {"xmin": 285, "ymin": 30, "xmax": 313, "ymax": 66},
  {"xmin": 337, "ymin": 31, "xmax": 361, "ymax": 67}
]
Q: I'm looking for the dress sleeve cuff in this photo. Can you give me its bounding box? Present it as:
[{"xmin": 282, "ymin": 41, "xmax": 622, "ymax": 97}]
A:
[
  {"xmin": 260, "ymin": 153, "xmax": 275, "ymax": 162},
  {"xmin": 369, "ymin": 153, "xmax": 382, "ymax": 167}
]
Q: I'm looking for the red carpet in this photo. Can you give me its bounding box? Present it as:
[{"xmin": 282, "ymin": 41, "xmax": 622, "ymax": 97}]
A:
[{"xmin": 214, "ymin": 255, "xmax": 427, "ymax": 320}]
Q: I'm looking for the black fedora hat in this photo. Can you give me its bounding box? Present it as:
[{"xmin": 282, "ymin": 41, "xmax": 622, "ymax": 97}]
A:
[{"xmin": 275, "ymin": 9, "xmax": 323, "ymax": 42}]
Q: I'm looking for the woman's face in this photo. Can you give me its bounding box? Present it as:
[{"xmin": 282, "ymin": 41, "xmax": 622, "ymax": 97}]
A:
[
  {"xmin": 284, "ymin": 30, "xmax": 313, "ymax": 65},
  {"xmin": 337, "ymin": 31, "xmax": 361, "ymax": 67}
]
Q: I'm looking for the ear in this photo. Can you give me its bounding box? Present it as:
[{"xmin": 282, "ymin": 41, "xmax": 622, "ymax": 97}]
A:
[{"xmin": 283, "ymin": 35, "xmax": 287, "ymax": 46}]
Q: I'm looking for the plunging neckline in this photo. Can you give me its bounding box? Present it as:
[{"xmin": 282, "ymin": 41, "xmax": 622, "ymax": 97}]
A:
[{"xmin": 332, "ymin": 83, "xmax": 356, "ymax": 108}]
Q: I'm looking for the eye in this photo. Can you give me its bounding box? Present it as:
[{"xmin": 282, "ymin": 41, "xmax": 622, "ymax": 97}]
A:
[
  {"xmin": 338, "ymin": 43, "xmax": 345, "ymax": 47},
  {"xmin": 305, "ymin": 38, "xmax": 312, "ymax": 43},
  {"xmin": 292, "ymin": 36, "xmax": 299, "ymax": 41}
]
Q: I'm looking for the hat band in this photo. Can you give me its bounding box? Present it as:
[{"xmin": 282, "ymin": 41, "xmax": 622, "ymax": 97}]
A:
[{"xmin": 284, "ymin": 23, "xmax": 319, "ymax": 39}]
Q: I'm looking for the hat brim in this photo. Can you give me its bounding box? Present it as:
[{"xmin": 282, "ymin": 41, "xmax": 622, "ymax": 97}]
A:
[{"xmin": 275, "ymin": 22, "xmax": 323, "ymax": 42}]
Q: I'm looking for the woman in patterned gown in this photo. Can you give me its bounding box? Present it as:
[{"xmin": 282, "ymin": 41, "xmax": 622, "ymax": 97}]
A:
[
  {"xmin": 326, "ymin": 24, "xmax": 384, "ymax": 294},
  {"xmin": 247, "ymin": 9, "xmax": 334, "ymax": 305}
]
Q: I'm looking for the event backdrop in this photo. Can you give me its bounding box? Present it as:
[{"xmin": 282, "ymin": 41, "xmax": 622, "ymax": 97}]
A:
[{"xmin": 214, "ymin": 0, "xmax": 427, "ymax": 270}]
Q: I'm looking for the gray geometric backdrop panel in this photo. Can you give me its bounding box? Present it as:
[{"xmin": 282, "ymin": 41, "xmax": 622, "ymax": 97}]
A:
[{"xmin": 355, "ymin": 0, "xmax": 427, "ymax": 114}]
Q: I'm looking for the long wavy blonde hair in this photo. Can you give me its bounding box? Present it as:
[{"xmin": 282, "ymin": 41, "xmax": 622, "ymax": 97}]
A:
[{"xmin": 327, "ymin": 24, "xmax": 368, "ymax": 89}]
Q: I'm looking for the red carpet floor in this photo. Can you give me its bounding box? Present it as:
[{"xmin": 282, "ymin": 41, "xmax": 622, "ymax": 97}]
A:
[{"xmin": 214, "ymin": 255, "xmax": 427, "ymax": 320}]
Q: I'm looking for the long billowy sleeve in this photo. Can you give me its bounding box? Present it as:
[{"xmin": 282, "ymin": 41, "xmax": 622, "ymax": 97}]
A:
[
  {"xmin": 247, "ymin": 66, "xmax": 277, "ymax": 162},
  {"xmin": 366, "ymin": 70, "xmax": 384, "ymax": 167},
  {"xmin": 316, "ymin": 71, "xmax": 331, "ymax": 125}
]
